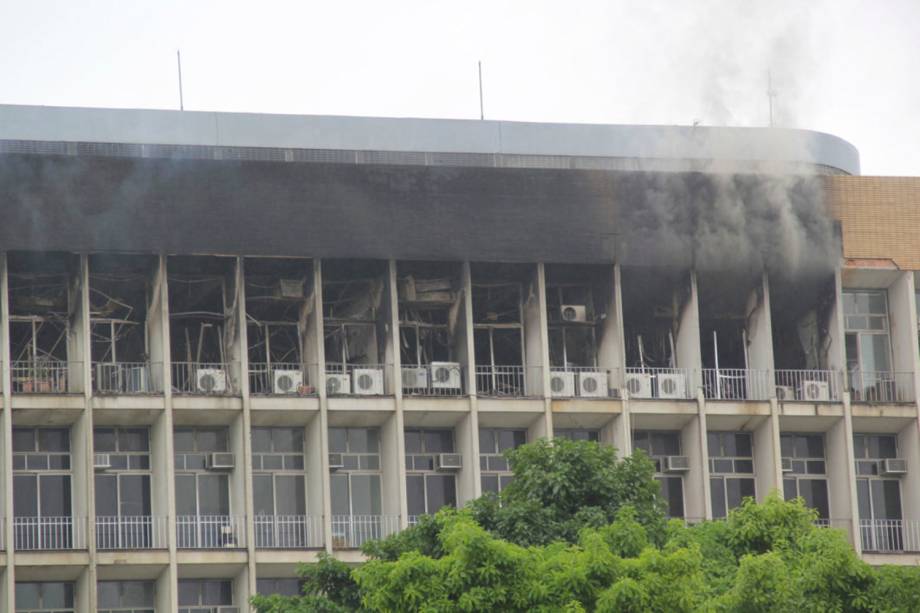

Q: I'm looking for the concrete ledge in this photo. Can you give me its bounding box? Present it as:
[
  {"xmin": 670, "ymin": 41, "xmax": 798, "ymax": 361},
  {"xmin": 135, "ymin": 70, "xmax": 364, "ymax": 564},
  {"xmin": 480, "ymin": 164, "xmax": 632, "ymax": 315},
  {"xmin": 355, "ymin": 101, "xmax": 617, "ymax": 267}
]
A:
[
  {"xmin": 477, "ymin": 398, "xmax": 545, "ymax": 413},
  {"xmin": 551, "ymin": 399, "xmax": 623, "ymax": 414},
  {"xmin": 851, "ymin": 404, "xmax": 918, "ymax": 419},
  {"xmin": 403, "ymin": 397, "xmax": 472, "ymax": 412},
  {"xmin": 176, "ymin": 550, "xmax": 248, "ymax": 566},
  {"xmin": 250, "ymin": 396, "xmax": 321, "ymax": 412},
  {"xmin": 705, "ymin": 401, "xmax": 771, "ymax": 416},
  {"xmin": 328, "ymin": 397, "xmax": 397, "ymax": 412},
  {"xmin": 14, "ymin": 551, "xmax": 90, "ymax": 567},
  {"xmin": 92, "ymin": 395, "xmax": 166, "ymax": 411},
  {"xmin": 172, "ymin": 395, "xmax": 244, "ymax": 411},
  {"xmin": 11, "ymin": 406, "xmax": 84, "ymax": 426},
  {"xmin": 254, "ymin": 550, "xmax": 324, "ymax": 565},
  {"xmin": 96, "ymin": 550, "xmax": 170, "ymax": 566},
  {"xmin": 861, "ymin": 552, "xmax": 920, "ymax": 566},
  {"xmin": 779, "ymin": 402, "xmax": 845, "ymax": 417},
  {"xmin": 628, "ymin": 399, "xmax": 698, "ymax": 415},
  {"xmin": 11, "ymin": 394, "xmax": 85, "ymax": 410}
]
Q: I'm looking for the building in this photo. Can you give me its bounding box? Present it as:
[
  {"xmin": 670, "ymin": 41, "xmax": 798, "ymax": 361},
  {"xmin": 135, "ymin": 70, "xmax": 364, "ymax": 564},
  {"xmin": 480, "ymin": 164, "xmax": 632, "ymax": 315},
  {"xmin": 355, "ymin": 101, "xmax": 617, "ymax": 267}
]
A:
[{"xmin": 0, "ymin": 103, "xmax": 917, "ymax": 611}]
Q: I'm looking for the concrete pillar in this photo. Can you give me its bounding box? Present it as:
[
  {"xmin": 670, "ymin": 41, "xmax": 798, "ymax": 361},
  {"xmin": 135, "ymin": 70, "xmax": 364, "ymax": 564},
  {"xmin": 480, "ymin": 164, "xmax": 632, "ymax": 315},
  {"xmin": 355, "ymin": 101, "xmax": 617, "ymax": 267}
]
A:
[
  {"xmin": 677, "ymin": 272, "xmax": 702, "ymax": 390},
  {"xmin": 0, "ymin": 253, "xmax": 14, "ymax": 612},
  {"xmin": 693, "ymin": 389, "xmax": 713, "ymax": 520},
  {"xmin": 386, "ymin": 261, "xmax": 409, "ymax": 528},
  {"xmin": 841, "ymin": 395, "xmax": 862, "ymax": 554},
  {"xmin": 158, "ymin": 255, "xmax": 179, "ymax": 612},
  {"xmin": 313, "ymin": 260, "xmax": 334, "ymax": 554},
  {"xmin": 826, "ymin": 416, "xmax": 855, "ymax": 538},
  {"xmin": 235, "ymin": 258, "xmax": 257, "ymax": 602},
  {"xmin": 597, "ymin": 264, "xmax": 625, "ymax": 386},
  {"xmin": 76, "ymin": 254, "xmax": 97, "ymax": 612},
  {"xmin": 461, "ymin": 262, "xmax": 482, "ymax": 498},
  {"xmin": 746, "ymin": 274, "xmax": 775, "ymax": 398},
  {"xmin": 888, "ymin": 272, "xmax": 918, "ymax": 398},
  {"xmin": 827, "ymin": 268, "xmax": 847, "ymax": 375},
  {"xmin": 753, "ymin": 402, "xmax": 781, "ymax": 500}
]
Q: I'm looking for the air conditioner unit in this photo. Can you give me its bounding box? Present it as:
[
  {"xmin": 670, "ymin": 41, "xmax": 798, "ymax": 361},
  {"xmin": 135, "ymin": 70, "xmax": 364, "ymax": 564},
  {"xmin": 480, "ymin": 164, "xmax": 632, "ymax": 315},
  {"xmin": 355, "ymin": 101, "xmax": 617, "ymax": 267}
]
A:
[
  {"xmin": 196, "ymin": 368, "xmax": 227, "ymax": 393},
  {"xmin": 657, "ymin": 373, "xmax": 686, "ymax": 399},
  {"xmin": 882, "ymin": 458, "xmax": 908, "ymax": 476},
  {"xmin": 124, "ymin": 366, "xmax": 149, "ymax": 393},
  {"xmin": 430, "ymin": 361, "xmax": 462, "ymax": 391},
  {"xmin": 781, "ymin": 458, "xmax": 794, "ymax": 472},
  {"xmin": 207, "ymin": 452, "xmax": 235, "ymax": 470},
  {"xmin": 664, "ymin": 455, "xmax": 690, "ymax": 472},
  {"xmin": 94, "ymin": 453, "xmax": 111, "ymax": 471},
  {"xmin": 402, "ymin": 366, "xmax": 429, "ymax": 390},
  {"xmin": 328, "ymin": 453, "xmax": 345, "ymax": 470},
  {"xmin": 625, "ymin": 373, "xmax": 653, "ymax": 399},
  {"xmin": 325, "ymin": 373, "xmax": 350, "ymax": 395},
  {"xmin": 578, "ymin": 371, "xmax": 608, "ymax": 398},
  {"xmin": 437, "ymin": 453, "xmax": 463, "ymax": 470},
  {"xmin": 800, "ymin": 380, "xmax": 830, "ymax": 402},
  {"xmin": 273, "ymin": 368, "xmax": 303, "ymax": 394},
  {"xmin": 775, "ymin": 385, "xmax": 796, "ymax": 401},
  {"xmin": 560, "ymin": 304, "xmax": 588, "ymax": 323},
  {"xmin": 353, "ymin": 367, "xmax": 385, "ymax": 395},
  {"xmin": 550, "ymin": 370, "xmax": 576, "ymax": 397}
]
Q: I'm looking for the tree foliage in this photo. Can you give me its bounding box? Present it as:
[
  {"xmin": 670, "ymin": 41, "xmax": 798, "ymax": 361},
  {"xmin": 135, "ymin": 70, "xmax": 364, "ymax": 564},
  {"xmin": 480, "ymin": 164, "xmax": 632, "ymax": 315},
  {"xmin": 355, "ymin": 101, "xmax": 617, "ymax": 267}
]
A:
[{"xmin": 252, "ymin": 439, "xmax": 920, "ymax": 613}]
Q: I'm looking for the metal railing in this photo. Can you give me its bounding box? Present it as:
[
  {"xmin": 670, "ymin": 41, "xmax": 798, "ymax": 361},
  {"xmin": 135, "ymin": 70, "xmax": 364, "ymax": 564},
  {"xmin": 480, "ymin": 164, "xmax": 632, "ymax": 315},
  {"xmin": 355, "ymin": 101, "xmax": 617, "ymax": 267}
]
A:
[
  {"xmin": 475, "ymin": 365, "xmax": 543, "ymax": 397},
  {"xmin": 401, "ymin": 363, "xmax": 466, "ymax": 396},
  {"xmin": 176, "ymin": 515, "xmax": 247, "ymax": 549},
  {"xmin": 860, "ymin": 519, "xmax": 920, "ymax": 553},
  {"xmin": 774, "ymin": 370, "xmax": 842, "ymax": 402},
  {"xmin": 849, "ymin": 371, "xmax": 915, "ymax": 404},
  {"xmin": 10, "ymin": 360, "xmax": 82, "ymax": 393},
  {"xmin": 330, "ymin": 514, "xmax": 400, "ymax": 548},
  {"xmin": 96, "ymin": 515, "xmax": 167, "ymax": 549},
  {"xmin": 549, "ymin": 367, "xmax": 620, "ymax": 398},
  {"xmin": 624, "ymin": 367, "xmax": 694, "ymax": 400},
  {"xmin": 93, "ymin": 361, "xmax": 162, "ymax": 394},
  {"xmin": 407, "ymin": 515, "xmax": 421, "ymax": 527},
  {"xmin": 171, "ymin": 362, "xmax": 236, "ymax": 395},
  {"xmin": 702, "ymin": 368, "xmax": 771, "ymax": 400},
  {"xmin": 254, "ymin": 515, "xmax": 324, "ymax": 549},
  {"xmin": 249, "ymin": 363, "xmax": 320, "ymax": 396},
  {"xmin": 14, "ymin": 516, "xmax": 86, "ymax": 550},
  {"xmin": 325, "ymin": 363, "xmax": 392, "ymax": 396}
]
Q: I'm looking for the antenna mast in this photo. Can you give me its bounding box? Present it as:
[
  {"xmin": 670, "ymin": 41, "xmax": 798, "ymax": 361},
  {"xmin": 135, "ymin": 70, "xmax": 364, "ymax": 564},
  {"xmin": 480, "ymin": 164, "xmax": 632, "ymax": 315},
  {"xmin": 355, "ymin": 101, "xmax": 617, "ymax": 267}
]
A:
[
  {"xmin": 478, "ymin": 61, "xmax": 484, "ymax": 120},
  {"xmin": 767, "ymin": 71, "xmax": 777, "ymax": 127},
  {"xmin": 177, "ymin": 50, "xmax": 185, "ymax": 111}
]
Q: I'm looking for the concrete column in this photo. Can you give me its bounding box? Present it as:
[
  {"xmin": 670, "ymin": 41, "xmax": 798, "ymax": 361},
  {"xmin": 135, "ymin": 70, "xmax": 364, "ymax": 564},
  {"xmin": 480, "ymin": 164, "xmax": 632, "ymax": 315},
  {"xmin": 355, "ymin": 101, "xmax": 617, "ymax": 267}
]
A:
[
  {"xmin": 387, "ymin": 261, "xmax": 409, "ymax": 528},
  {"xmin": 527, "ymin": 264, "xmax": 552, "ymax": 435},
  {"xmin": 597, "ymin": 264, "xmax": 626, "ymax": 386},
  {"xmin": 461, "ymin": 263, "xmax": 482, "ymax": 498},
  {"xmin": 694, "ymin": 389, "xmax": 713, "ymax": 520},
  {"xmin": 0, "ymin": 253, "xmax": 15, "ymax": 612},
  {"xmin": 827, "ymin": 268, "xmax": 847, "ymax": 375},
  {"xmin": 678, "ymin": 272, "xmax": 703, "ymax": 390},
  {"xmin": 897, "ymin": 422, "xmax": 920, "ymax": 528},
  {"xmin": 826, "ymin": 416, "xmax": 855, "ymax": 539},
  {"xmin": 158, "ymin": 255, "xmax": 179, "ymax": 612},
  {"xmin": 746, "ymin": 273, "xmax": 775, "ymax": 398},
  {"xmin": 312, "ymin": 260, "xmax": 334, "ymax": 554},
  {"xmin": 888, "ymin": 272, "xmax": 917, "ymax": 399},
  {"xmin": 606, "ymin": 405, "xmax": 631, "ymax": 458},
  {"xmin": 753, "ymin": 401, "xmax": 781, "ymax": 500},
  {"xmin": 841, "ymin": 394, "xmax": 862, "ymax": 554}
]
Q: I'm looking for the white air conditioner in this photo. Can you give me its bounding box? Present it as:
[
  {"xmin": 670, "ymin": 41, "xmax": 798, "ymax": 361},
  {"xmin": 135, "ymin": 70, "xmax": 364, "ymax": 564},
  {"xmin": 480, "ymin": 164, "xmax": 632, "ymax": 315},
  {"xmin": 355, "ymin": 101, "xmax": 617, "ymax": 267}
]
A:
[
  {"xmin": 550, "ymin": 370, "xmax": 576, "ymax": 397},
  {"xmin": 578, "ymin": 371, "xmax": 608, "ymax": 398},
  {"xmin": 625, "ymin": 373, "xmax": 653, "ymax": 399},
  {"xmin": 664, "ymin": 455, "xmax": 690, "ymax": 472},
  {"xmin": 353, "ymin": 367, "xmax": 385, "ymax": 395},
  {"xmin": 325, "ymin": 373, "xmax": 350, "ymax": 395},
  {"xmin": 657, "ymin": 373, "xmax": 686, "ymax": 399},
  {"xmin": 430, "ymin": 361, "xmax": 462, "ymax": 390},
  {"xmin": 800, "ymin": 380, "xmax": 830, "ymax": 402},
  {"xmin": 328, "ymin": 453, "xmax": 345, "ymax": 470},
  {"xmin": 273, "ymin": 369, "xmax": 303, "ymax": 394},
  {"xmin": 402, "ymin": 367, "xmax": 429, "ymax": 390},
  {"xmin": 196, "ymin": 368, "xmax": 227, "ymax": 393},
  {"xmin": 124, "ymin": 366, "xmax": 149, "ymax": 393},
  {"xmin": 781, "ymin": 458, "xmax": 794, "ymax": 472},
  {"xmin": 775, "ymin": 385, "xmax": 796, "ymax": 401},
  {"xmin": 438, "ymin": 453, "xmax": 463, "ymax": 470},
  {"xmin": 94, "ymin": 453, "xmax": 111, "ymax": 471},
  {"xmin": 560, "ymin": 304, "xmax": 588, "ymax": 322},
  {"xmin": 882, "ymin": 458, "xmax": 908, "ymax": 476},
  {"xmin": 207, "ymin": 452, "xmax": 235, "ymax": 470}
]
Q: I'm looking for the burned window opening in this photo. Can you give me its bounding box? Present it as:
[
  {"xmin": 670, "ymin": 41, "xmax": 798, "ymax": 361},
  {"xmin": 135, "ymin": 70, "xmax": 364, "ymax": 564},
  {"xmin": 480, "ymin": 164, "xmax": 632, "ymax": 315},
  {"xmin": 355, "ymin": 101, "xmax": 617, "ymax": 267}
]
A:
[
  {"xmin": 621, "ymin": 267, "xmax": 689, "ymax": 369},
  {"xmin": 545, "ymin": 264, "xmax": 611, "ymax": 369},
  {"xmin": 397, "ymin": 262, "xmax": 462, "ymax": 367},
  {"xmin": 322, "ymin": 260, "xmax": 388, "ymax": 368},
  {"xmin": 168, "ymin": 257, "xmax": 237, "ymax": 366}
]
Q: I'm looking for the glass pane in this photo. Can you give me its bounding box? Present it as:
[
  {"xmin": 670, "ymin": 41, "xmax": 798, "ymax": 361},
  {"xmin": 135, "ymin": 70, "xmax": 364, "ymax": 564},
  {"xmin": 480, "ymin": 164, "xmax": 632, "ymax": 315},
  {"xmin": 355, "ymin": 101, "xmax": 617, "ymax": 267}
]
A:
[
  {"xmin": 360, "ymin": 455, "xmax": 380, "ymax": 470},
  {"xmin": 652, "ymin": 432, "xmax": 680, "ymax": 456},
  {"xmin": 328, "ymin": 428, "xmax": 347, "ymax": 453},
  {"xmin": 876, "ymin": 436, "xmax": 897, "ymax": 459},
  {"xmin": 859, "ymin": 334, "xmax": 891, "ymax": 373},
  {"xmin": 499, "ymin": 475, "xmax": 515, "ymax": 490},
  {"xmin": 659, "ymin": 477, "xmax": 684, "ymax": 518},
  {"xmin": 262, "ymin": 455, "xmax": 283, "ymax": 470},
  {"xmin": 632, "ymin": 431, "xmax": 649, "ymax": 452},
  {"xmin": 481, "ymin": 475, "xmax": 499, "ymax": 494},
  {"xmin": 805, "ymin": 435, "xmax": 825, "ymax": 458},
  {"xmin": 404, "ymin": 430, "xmax": 422, "ymax": 454},
  {"xmin": 274, "ymin": 428, "xmax": 300, "ymax": 452},
  {"xmin": 871, "ymin": 480, "xmax": 902, "ymax": 520},
  {"xmin": 122, "ymin": 581, "xmax": 155, "ymax": 607},
  {"xmin": 868, "ymin": 292, "xmax": 887, "ymax": 315},
  {"xmin": 13, "ymin": 429, "xmax": 36, "ymax": 452},
  {"xmin": 275, "ymin": 475, "xmax": 305, "ymax": 515},
  {"xmin": 856, "ymin": 479, "xmax": 871, "ymax": 519},
  {"xmin": 95, "ymin": 474, "xmax": 119, "ymax": 516},
  {"xmin": 42, "ymin": 582, "xmax": 73, "ymax": 608},
  {"xmin": 13, "ymin": 475, "xmax": 38, "ymax": 517},
  {"xmin": 197, "ymin": 428, "xmax": 228, "ymax": 452},
  {"xmin": 707, "ymin": 432, "xmax": 721, "ymax": 456},
  {"xmin": 406, "ymin": 475, "xmax": 426, "ymax": 515},
  {"xmin": 734, "ymin": 459, "xmax": 754, "ymax": 474},
  {"xmin": 498, "ymin": 430, "xmax": 521, "ymax": 452},
  {"xmin": 253, "ymin": 475, "xmax": 275, "ymax": 515},
  {"xmin": 16, "ymin": 583, "xmax": 41, "ymax": 609},
  {"xmin": 479, "ymin": 429, "xmax": 495, "ymax": 454},
  {"xmin": 350, "ymin": 474, "xmax": 381, "ymax": 514},
  {"xmin": 734, "ymin": 433, "xmax": 752, "ymax": 457},
  {"xmin": 203, "ymin": 580, "xmax": 232, "ymax": 605},
  {"xmin": 39, "ymin": 429, "xmax": 70, "ymax": 452},
  {"xmin": 94, "ymin": 428, "xmax": 117, "ymax": 452},
  {"xmin": 799, "ymin": 479, "xmax": 830, "ymax": 519},
  {"xmin": 175, "ymin": 475, "xmax": 198, "ymax": 515},
  {"xmin": 197, "ymin": 475, "xmax": 230, "ymax": 515},
  {"xmin": 780, "ymin": 434, "xmax": 795, "ymax": 458},
  {"xmin": 251, "ymin": 428, "xmax": 272, "ymax": 453},
  {"xmin": 39, "ymin": 474, "xmax": 71, "ymax": 516},
  {"xmin": 97, "ymin": 582, "xmax": 120, "ymax": 608},
  {"xmin": 807, "ymin": 460, "xmax": 826, "ymax": 475},
  {"xmin": 726, "ymin": 478, "xmax": 755, "ymax": 511},
  {"xmin": 426, "ymin": 475, "xmax": 456, "ymax": 512},
  {"xmin": 783, "ymin": 478, "xmax": 797, "ymax": 501},
  {"xmin": 330, "ymin": 474, "xmax": 350, "ymax": 514},
  {"xmin": 177, "ymin": 580, "xmax": 200, "ymax": 606},
  {"xmin": 120, "ymin": 428, "xmax": 149, "ymax": 452},
  {"xmin": 425, "ymin": 430, "xmax": 453, "ymax": 453},
  {"xmin": 173, "ymin": 429, "xmax": 195, "ymax": 452},
  {"xmin": 710, "ymin": 478, "xmax": 727, "ymax": 519},
  {"xmin": 348, "ymin": 429, "xmax": 369, "ymax": 453}
]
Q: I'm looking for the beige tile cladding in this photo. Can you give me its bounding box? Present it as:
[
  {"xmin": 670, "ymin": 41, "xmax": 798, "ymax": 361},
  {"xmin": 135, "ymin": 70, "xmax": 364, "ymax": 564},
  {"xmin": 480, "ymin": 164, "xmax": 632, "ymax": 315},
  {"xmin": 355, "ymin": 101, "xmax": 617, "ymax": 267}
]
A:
[{"xmin": 825, "ymin": 176, "xmax": 920, "ymax": 270}]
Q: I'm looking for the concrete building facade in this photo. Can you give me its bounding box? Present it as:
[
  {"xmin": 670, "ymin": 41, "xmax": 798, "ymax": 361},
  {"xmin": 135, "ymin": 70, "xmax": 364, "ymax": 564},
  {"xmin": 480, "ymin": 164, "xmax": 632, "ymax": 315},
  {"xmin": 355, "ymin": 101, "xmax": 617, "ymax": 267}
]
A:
[{"xmin": 0, "ymin": 104, "xmax": 917, "ymax": 611}]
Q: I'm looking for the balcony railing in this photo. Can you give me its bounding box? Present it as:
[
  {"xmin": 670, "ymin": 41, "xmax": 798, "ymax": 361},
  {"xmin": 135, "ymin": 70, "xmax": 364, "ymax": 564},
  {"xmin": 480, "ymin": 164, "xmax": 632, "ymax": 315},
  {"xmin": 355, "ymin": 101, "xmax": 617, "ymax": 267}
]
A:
[
  {"xmin": 624, "ymin": 367, "xmax": 694, "ymax": 400},
  {"xmin": 96, "ymin": 515, "xmax": 167, "ymax": 549},
  {"xmin": 774, "ymin": 370, "xmax": 843, "ymax": 402},
  {"xmin": 849, "ymin": 371, "xmax": 915, "ymax": 404},
  {"xmin": 254, "ymin": 514, "xmax": 324, "ymax": 549},
  {"xmin": 93, "ymin": 361, "xmax": 162, "ymax": 394},
  {"xmin": 14, "ymin": 516, "xmax": 86, "ymax": 550},
  {"xmin": 860, "ymin": 519, "xmax": 920, "ymax": 553},
  {"xmin": 176, "ymin": 515, "xmax": 247, "ymax": 549},
  {"xmin": 325, "ymin": 363, "xmax": 393, "ymax": 396},
  {"xmin": 249, "ymin": 363, "xmax": 320, "ymax": 396},
  {"xmin": 401, "ymin": 363, "xmax": 465, "ymax": 397},
  {"xmin": 330, "ymin": 514, "xmax": 400, "ymax": 549},
  {"xmin": 171, "ymin": 362, "xmax": 236, "ymax": 395},
  {"xmin": 702, "ymin": 368, "xmax": 771, "ymax": 401},
  {"xmin": 549, "ymin": 367, "xmax": 620, "ymax": 399},
  {"xmin": 475, "ymin": 365, "xmax": 543, "ymax": 398},
  {"xmin": 10, "ymin": 360, "xmax": 82, "ymax": 393}
]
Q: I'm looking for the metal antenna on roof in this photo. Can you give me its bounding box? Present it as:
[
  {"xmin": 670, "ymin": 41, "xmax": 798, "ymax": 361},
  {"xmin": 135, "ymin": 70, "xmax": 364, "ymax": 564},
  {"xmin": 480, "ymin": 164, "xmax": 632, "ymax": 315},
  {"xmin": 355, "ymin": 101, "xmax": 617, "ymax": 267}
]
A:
[
  {"xmin": 478, "ymin": 61, "xmax": 484, "ymax": 120},
  {"xmin": 767, "ymin": 70, "xmax": 777, "ymax": 127},
  {"xmin": 177, "ymin": 50, "xmax": 185, "ymax": 111}
]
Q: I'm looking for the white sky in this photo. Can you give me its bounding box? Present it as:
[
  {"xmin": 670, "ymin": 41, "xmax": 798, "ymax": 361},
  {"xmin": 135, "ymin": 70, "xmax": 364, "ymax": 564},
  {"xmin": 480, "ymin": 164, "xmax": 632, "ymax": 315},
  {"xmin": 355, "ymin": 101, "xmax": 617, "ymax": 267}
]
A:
[{"xmin": 1, "ymin": 0, "xmax": 918, "ymax": 175}]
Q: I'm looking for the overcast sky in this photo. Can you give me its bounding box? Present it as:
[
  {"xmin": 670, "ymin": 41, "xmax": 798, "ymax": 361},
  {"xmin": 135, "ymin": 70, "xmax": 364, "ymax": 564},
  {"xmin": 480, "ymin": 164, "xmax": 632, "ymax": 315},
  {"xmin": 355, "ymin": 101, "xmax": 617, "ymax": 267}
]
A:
[{"xmin": 1, "ymin": 0, "xmax": 918, "ymax": 175}]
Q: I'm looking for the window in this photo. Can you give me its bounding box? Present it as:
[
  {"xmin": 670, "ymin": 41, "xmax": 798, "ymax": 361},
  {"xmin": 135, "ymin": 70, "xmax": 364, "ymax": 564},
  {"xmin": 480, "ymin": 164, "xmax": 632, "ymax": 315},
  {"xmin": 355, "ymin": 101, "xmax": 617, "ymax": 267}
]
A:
[
  {"xmin": 16, "ymin": 582, "xmax": 75, "ymax": 612},
  {"xmin": 633, "ymin": 430, "xmax": 685, "ymax": 518},
  {"xmin": 256, "ymin": 578, "xmax": 303, "ymax": 597},
  {"xmin": 252, "ymin": 427, "xmax": 308, "ymax": 548},
  {"xmin": 329, "ymin": 428, "xmax": 383, "ymax": 546},
  {"xmin": 95, "ymin": 427, "xmax": 153, "ymax": 549},
  {"xmin": 479, "ymin": 428, "xmax": 526, "ymax": 494},
  {"xmin": 97, "ymin": 580, "xmax": 155, "ymax": 613},
  {"xmin": 178, "ymin": 579, "xmax": 232, "ymax": 613},
  {"xmin": 708, "ymin": 432, "xmax": 755, "ymax": 519},
  {"xmin": 780, "ymin": 434, "xmax": 829, "ymax": 520},
  {"xmin": 405, "ymin": 429, "xmax": 457, "ymax": 521},
  {"xmin": 844, "ymin": 290, "xmax": 893, "ymax": 400},
  {"xmin": 174, "ymin": 427, "xmax": 232, "ymax": 548},
  {"xmin": 854, "ymin": 434, "xmax": 902, "ymax": 530},
  {"xmin": 555, "ymin": 429, "xmax": 600, "ymax": 442},
  {"xmin": 13, "ymin": 427, "xmax": 73, "ymax": 549}
]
